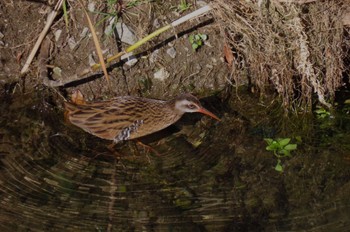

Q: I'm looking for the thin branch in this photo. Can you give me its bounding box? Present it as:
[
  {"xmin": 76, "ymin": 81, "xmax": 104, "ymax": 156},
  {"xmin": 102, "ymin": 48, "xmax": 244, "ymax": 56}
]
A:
[{"xmin": 20, "ymin": 0, "xmax": 64, "ymax": 74}]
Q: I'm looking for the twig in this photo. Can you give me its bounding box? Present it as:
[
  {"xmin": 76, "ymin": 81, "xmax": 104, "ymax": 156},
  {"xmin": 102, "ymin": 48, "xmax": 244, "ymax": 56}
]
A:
[
  {"xmin": 77, "ymin": 0, "xmax": 110, "ymax": 83},
  {"xmin": 20, "ymin": 0, "xmax": 64, "ymax": 74}
]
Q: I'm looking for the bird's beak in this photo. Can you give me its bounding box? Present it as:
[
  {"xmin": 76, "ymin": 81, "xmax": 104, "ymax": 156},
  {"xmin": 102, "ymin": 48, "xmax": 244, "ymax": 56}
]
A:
[{"xmin": 198, "ymin": 108, "xmax": 221, "ymax": 121}]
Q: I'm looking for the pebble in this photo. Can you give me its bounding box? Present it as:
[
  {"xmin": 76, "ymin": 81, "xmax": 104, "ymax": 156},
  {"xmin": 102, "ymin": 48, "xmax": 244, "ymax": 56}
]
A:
[
  {"xmin": 153, "ymin": 18, "xmax": 160, "ymax": 28},
  {"xmin": 104, "ymin": 17, "xmax": 116, "ymax": 36},
  {"xmin": 68, "ymin": 37, "xmax": 77, "ymax": 50},
  {"xmin": 149, "ymin": 49, "xmax": 159, "ymax": 63},
  {"xmin": 80, "ymin": 27, "xmax": 89, "ymax": 38},
  {"xmin": 54, "ymin": 29, "xmax": 62, "ymax": 41},
  {"xmin": 115, "ymin": 22, "xmax": 138, "ymax": 45},
  {"xmin": 166, "ymin": 47, "xmax": 176, "ymax": 58},
  {"xmin": 53, "ymin": 67, "xmax": 62, "ymax": 77},
  {"xmin": 0, "ymin": 31, "xmax": 4, "ymax": 39},
  {"xmin": 88, "ymin": 54, "xmax": 96, "ymax": 66},
  {"xmin": 153, "ymin": 68, "xmax": 170, "ymax": 81},
  {"xmin": 88, "ymin": 1, "xmax": 95, "ymax": 12}
]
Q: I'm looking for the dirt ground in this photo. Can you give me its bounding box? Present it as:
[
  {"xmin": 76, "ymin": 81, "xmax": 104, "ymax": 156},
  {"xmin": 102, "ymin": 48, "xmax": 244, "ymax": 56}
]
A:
[{"xmin": 0, "ymin": 0, "xmax": 229, "ymax": 101}]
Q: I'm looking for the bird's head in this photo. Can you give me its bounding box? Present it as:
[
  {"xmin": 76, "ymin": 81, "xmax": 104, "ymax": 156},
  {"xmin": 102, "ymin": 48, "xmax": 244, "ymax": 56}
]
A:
[{"xmin": 173, "ymin": 93, "xmax": 220, "ymax": 121}]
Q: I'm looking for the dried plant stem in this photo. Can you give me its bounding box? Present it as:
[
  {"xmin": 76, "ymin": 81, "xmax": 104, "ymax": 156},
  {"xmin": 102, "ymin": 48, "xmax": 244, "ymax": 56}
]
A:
[
  {"xmin": 77, "ymin": 0, "xmax": 110, "ymax": 83},
  {"xmin": 20, "ymin": 0, "xmax": 64, "ymax": 75},
  {"xmin": 212, "ymin": 0, "xmax": 347, "ymax": 110}
]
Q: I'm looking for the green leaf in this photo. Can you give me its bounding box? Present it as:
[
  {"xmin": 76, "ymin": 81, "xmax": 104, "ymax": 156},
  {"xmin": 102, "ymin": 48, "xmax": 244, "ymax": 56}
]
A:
[
  {"xmin": 295, "ymin": 136, "xmax": 302, "ymax": 143},
  {"xmin": 266, "ymin": 143, "xmax": 279, "ymax": 151},
  {"xmin": 275, "ymin": 160, "xmax": 283, "ymax": 172},
  {"xmin": 194, "ymin": 34, "xmax": 200, "ymax": 40},
  {"xmin": 197, "ymin": 40, "xmax": 202, "ymax": 46},
  {"xmin": 275, "ymin": 163, "xmax": 283, "ymax": 172},
  {"xmin": 315, "ymin": 109, "xmax": 325, "ymax": 114},
  {"xmin": 192, "ymin": 43, "xmax": 199, "ymax": 50},
  {"xmin": 284, "ymin": 144, "xmax": 297, "ymax": 151},
  {"xmin": 264, "ymin": 138, "xmax": 273, "ymax": 145},
  {"xmin": 278, "ymin": 138, "xmax": 290, "ymax": 146},
  {"xmin": 189, "ymin": 35, "xmax": 194, "ymax": 43},
  {"xmin": 200, "ymin": 34, "xmax": 208, "ymax": 40},
  {"xmin": 280, "ymin": 149, "xmax": 291, "ymax": 157}
]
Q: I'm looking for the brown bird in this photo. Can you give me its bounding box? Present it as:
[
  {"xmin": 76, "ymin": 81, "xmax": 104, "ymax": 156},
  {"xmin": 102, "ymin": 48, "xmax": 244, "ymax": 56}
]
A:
[{"xmin": 64, "ymin": 93, "xmax": 220, "ymax": 143}]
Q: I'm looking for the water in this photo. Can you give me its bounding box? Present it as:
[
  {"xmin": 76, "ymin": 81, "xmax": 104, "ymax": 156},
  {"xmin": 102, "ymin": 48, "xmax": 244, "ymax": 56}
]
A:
[{"xmin": 0, "ymin": 89, "xmax": 350, "ymax": 231}]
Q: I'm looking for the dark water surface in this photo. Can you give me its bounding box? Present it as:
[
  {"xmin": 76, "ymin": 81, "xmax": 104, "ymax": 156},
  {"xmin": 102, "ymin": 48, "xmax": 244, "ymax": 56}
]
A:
[{"xmin": 1, "ymin": 89, "xmax": 350, "ymax": 231}]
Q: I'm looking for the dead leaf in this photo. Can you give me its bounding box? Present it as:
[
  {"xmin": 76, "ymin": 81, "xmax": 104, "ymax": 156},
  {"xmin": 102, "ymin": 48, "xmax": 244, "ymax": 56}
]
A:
[{"xmin": 223, "ymin": 42, "xmax": 234, "ymax": 68}]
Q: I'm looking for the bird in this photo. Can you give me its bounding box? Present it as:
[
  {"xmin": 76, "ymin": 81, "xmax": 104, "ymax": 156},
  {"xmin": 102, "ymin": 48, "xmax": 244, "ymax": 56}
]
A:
[{"xmin": 64, "ymin": 93, "xmax": 220, "ymax": 143}]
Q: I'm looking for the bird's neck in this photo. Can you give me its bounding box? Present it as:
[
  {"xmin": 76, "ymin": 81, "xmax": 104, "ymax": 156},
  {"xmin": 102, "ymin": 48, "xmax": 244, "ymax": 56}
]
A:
[{"xmin": 166, "ymin": 98, "xmax": 182, "ymax": 115}]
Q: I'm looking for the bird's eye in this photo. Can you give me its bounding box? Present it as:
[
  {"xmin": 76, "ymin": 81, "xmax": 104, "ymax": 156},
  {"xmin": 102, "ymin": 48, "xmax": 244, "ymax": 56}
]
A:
[{"xmin": 187, "ymin": 104, "xmax": 196, "ymax": 109}]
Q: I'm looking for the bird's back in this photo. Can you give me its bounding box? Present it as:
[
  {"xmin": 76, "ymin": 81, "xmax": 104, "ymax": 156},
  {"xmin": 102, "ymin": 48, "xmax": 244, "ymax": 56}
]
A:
[{"xmin": 64, "ymin": 96, "xmax": 181, "ymax": 142}]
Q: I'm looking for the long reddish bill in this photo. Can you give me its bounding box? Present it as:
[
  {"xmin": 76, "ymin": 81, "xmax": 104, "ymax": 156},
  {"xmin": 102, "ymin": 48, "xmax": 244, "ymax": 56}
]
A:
[{"xmin": 198, "ymin": 108, "xmax": 221, "ymax": 121}]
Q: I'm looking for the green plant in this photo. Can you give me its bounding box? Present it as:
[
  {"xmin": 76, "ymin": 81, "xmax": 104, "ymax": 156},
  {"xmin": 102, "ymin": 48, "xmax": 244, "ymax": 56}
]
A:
[
  {"xmin": 314, "ymin": 106, "xmax": 331, "ymax": 119},
  {"xmin": 176, "ymin": 0, "xmax": 192, "ymax": 13},
  {"xmin": 264, "ymin": 138, "xmax": 297, "ymax": 172},
  {"xmin": 189, "ymin": 33, "xmax": 207, "ymax": 51}
]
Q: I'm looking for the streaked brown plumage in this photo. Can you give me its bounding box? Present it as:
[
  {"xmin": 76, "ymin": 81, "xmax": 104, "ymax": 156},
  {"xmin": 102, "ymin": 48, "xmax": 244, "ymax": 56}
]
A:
[{"xmin": 64, "ymin": 93, "xmax": 220, "ymax": 143}]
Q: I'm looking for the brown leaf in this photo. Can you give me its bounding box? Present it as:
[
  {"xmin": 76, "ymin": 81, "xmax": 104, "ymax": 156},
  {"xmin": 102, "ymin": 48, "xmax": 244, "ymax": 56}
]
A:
[{"xmin": 223, "ymin": 43, "xmax": 234, "ymax": 68}]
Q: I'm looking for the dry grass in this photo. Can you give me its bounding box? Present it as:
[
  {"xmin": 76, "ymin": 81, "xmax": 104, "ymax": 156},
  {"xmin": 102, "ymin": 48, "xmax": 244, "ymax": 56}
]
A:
[{"xmin": 212, "ymin": 0, "xmax": 349, "ymax": 110}]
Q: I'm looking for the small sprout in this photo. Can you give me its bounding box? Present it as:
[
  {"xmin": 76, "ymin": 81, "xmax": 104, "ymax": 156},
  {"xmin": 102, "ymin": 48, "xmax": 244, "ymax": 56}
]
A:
[
  {"xmin": 189, "ymin": 33, "xmax": 208, "ymax": 51},
  {"xmin": 264, "ymin": 137, "xmax": 298, "ymax": 172},
  {"xmin": 275, "ymin": 159, "xmax": 283, "ymax": 172},
  {"xmin": 314, "ymin": 106, "xmax": 331, "ymax": 119},
  {"xmin": 176, "ymin": 0, "xmax": 192, "ymax": 13}
]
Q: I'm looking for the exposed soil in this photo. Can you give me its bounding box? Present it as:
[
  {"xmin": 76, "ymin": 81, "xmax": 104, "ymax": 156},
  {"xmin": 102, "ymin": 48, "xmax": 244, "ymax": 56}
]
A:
[{"xmin": 0, "ymin": 0, "xmax": 228, "ymax": 100}]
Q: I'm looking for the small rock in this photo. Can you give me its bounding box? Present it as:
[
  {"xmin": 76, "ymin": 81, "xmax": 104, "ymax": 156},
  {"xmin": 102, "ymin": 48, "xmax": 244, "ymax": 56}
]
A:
[
  {"xmin": 80, "ymin": 27, "xmax": 89, "ymax": 38},
  {"xmin": 53, "ymin": 67, "xmax": 62, "ymax": 77},
  {"xmin": 149, "ymin": 49, "xmax": 159, "ymax": 63},
  {"xmin": 88, "ymin": 1, "xmax": 95, "ymax": 12},
  {"xmin": 104, "ymin": 17, "xmax": 116, "ymax": 36},
  {"xmin": 54, "ymin": 29, "xmax": 62, "ymax": 41},
  {"xmin": 121, "ymin": 52, "xmax": 138, "ymax": 67},
  {"xmin": 68, "ymin": 37, "xmax": 77, "ymax": 50},
  {"xmin": 205, "ymin": 41, "xmax": 213, "ymax": 47},
  {"xmin": 0, "ymin": 31, "xmax": 4, "ymax": 39},
  {"xmin": 153, "ymin": 68, "xmax": 170, "ymax": 81},
  {"xmin": 88, "ymin": 54, "xmax": 96, "ymax": 66},
  {"xmin": 166, "ymin": 47, "xmax": 176, "ymax": 58},
  {"xmin": 115, "ymin": 22, "xmax": 137, "ymax": 45},
  {"xmin": 153, "ymin": 18, "xmax": 160, "ymax": 28}
]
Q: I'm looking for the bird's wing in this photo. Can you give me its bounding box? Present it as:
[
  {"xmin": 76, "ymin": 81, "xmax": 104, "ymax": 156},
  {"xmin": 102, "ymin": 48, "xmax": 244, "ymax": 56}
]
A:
[{"xmin": 64, "ymin": 101, "xmax": 143, "ymax": 141}]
